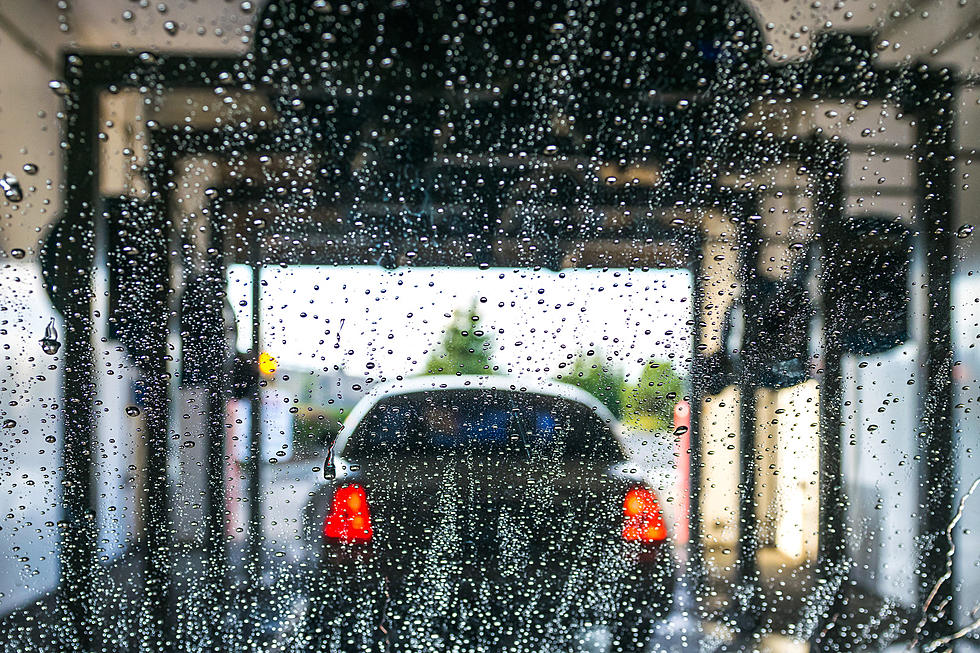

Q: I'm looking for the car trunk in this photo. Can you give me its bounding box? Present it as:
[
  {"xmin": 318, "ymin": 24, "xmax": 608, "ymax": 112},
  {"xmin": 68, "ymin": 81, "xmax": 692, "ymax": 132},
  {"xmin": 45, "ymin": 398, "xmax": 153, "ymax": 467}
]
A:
[
  {"xmin": 343, "ymin": 455, "xmax": 647, "ymax": 644},
  {"xmin": 360, "ymin": 455, "xmax": 632, "ymax": 580}
]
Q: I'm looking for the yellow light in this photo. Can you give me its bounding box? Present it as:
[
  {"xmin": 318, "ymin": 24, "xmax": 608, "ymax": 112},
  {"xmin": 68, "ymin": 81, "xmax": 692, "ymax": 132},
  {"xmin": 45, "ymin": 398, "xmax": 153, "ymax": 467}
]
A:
[{"xmin": 258, "ymin": 352, "xmax": 278, "ymax": 375}]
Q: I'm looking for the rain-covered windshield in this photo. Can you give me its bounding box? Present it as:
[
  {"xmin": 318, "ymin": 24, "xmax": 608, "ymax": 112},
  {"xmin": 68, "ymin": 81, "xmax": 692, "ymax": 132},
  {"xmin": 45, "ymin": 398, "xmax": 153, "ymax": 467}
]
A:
[{"xmin": 0, "ymin": 0, "xmax": 978, "ymax": 652}]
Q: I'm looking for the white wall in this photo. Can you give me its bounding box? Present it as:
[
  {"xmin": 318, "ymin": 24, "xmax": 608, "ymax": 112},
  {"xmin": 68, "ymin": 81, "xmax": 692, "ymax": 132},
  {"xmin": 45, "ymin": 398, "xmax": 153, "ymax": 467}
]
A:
[{"xmin": 0, "ymin": 263, "xmax": 62, "ymax": 612}]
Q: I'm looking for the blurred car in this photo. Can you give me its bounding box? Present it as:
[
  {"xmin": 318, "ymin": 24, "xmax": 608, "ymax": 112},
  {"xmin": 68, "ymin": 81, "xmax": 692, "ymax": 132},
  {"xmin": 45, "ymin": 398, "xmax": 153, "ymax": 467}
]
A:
[{"xmin": 298, "ymin": 376, "xmax": 674, "ymax": 652}]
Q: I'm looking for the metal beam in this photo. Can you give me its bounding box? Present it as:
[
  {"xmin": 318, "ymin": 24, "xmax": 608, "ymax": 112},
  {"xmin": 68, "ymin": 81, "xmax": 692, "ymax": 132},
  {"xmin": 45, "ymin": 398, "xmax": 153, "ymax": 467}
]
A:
[
  {"xmin": 247, "ymin": 239, "xmax": 264, "ymax": 585},
  {"xmin": 814, "ymin": 138, "xmax": 849, "ymax": 651},
  {"xmin": 127, "ymin": 192, "xmax": 174, "ymax": 652},
  {"xmin": 686, "ymin": 228, "xmax": 707, "ymax": 613},
  {"xmin": 914, "ymin": 66, "xmax": 957, "ymax": 648},
  {"xmin": 199, "ymin": 214, "xmax": 232, "ymax": 650},
  {"xmin": 54, "ymin": 51, "xmax": 99, "ymax": 653},
  {"xmin": 734, "ymin": 211, "xmax": 763, "ymax": 633}
]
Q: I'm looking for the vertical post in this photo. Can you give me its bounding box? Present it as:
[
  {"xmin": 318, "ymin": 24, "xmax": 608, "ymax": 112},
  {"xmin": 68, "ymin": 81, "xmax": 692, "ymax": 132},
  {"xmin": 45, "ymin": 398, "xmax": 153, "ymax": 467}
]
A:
[
  {"xmin": 125, "ymin": 195, "xmax": 173, "ymax": 652},
  {"xmin": 202, "ymin": 201, "xmax": 230, "ymax": 649},
  {"xmin": 203, "ymin": 307, "xmax": 230, "ymax": 650},
  {"xmin": 914, "ymin": 67, "xmax": 956, "ymax": 645},
  {"xmin": 137, "ymin": 317, "xmax": 172, "ymax": 652},
  {"xmin": 734, "ymin": 207, "xmax": 762, "ymax": 632},
  {"xmin": 687, "ymin": 229, "xmax": 706, "ymax": 610},
  {"xmin": 734, "ymin": 384, "xmax": 759, "ymax": 631},
  {"xmin": 815, "ymin": 139, "xmax": 847, "ymax": 650},
  {"xmin": 247, "ymin": 239, "xmax": 263, "ymax": 583},
  {"xmin": 176, "ymin": 189, "xmax": 232, "ymax": 649},
  {"xmin": 55, "ymin": 53, "xmax": 99, "ymax": 653}
]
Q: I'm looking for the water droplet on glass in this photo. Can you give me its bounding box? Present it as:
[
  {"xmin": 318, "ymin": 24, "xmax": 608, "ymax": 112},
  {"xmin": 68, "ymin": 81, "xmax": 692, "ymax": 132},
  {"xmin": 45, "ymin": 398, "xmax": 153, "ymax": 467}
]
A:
[
  {"xmin": 22, "ymin": 163, "xmax": 37, "ymax": 175},
  {"xmin": 2, "ymin": 419, "xmax": 16, "ymax": 429},
  {"xmin": 956, "ymin": 224, "xmax": 973, "ymax": 239},
  {"xmin": 48, "ymin": 80, "xmax": 69, "ymax": 96},
  {"xmin": 1, "ymin": 174, "xmax": 23, "ymax": 202},
  {"xmin": 121, "ymin": 9, "xmax": 134, "ymax": 21},
  {"xmin": 40, "ymin": 319, "xmax": 61, "ymax": 355},
  {"xmin": 125, "ymin": 405, "xmax": 141, "ymax": 417},
  {"xmin": 163, "ymin": 20, "xmax": 178, "ymax": 35}
]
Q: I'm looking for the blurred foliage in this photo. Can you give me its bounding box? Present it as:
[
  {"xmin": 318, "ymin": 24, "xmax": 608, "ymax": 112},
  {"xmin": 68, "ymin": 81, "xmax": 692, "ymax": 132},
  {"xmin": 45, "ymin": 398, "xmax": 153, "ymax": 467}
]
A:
[
  {"xmin": 423, "ymin": 303, "xmax": 499, "ymax": 376},
  {"xmin": 292, "ymin": 408, "xmax": 346, "ymax": 458},
  {"xmin": 554, "ymin": 350, "xmax": 627, "ymax": 419},
  {"xmin": 421, "ymin": 305, "xmax": 683, "ymax": 427},
  {"xmin": 556, "ymin": 352, "xmax": 685, "ymax": 430},
  {"xmin": 623, "ymin": 359, "xmax": 686, "ymax": 432}
]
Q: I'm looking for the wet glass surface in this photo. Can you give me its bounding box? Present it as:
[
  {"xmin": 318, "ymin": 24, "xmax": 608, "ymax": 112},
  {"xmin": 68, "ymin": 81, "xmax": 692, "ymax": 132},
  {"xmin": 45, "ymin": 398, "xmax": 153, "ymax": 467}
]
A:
[{"xmin": 0, "ymin": 0, "xmax": 978, "ymax": 651}]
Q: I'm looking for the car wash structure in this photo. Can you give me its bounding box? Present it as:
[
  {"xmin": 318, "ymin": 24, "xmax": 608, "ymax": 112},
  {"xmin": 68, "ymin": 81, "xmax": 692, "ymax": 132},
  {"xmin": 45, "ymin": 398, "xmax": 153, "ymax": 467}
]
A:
[{"xmin": 41, "ymin": 1, "xmax": 961, "ymax": 650}]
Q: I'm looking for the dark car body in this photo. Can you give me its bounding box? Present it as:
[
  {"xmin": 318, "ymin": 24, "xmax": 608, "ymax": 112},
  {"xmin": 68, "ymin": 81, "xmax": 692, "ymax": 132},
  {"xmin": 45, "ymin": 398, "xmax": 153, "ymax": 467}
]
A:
[{"xmin": 299, "ymin": 377, "xmax": 674, "ymax": 652}]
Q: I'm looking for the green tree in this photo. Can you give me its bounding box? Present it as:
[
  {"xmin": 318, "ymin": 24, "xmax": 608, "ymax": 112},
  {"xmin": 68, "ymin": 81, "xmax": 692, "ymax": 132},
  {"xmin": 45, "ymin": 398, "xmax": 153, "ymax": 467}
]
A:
[
  {"xmin": 622, "ymin": 358, "xmax": 686, "ymax": 431},
  {"xmin": 555, "ymin": 349, "xmax": 626, "ymax": 419},
  {"xmin": 423, "ymin": 303, "xmax": 497, "ymax": 375}
]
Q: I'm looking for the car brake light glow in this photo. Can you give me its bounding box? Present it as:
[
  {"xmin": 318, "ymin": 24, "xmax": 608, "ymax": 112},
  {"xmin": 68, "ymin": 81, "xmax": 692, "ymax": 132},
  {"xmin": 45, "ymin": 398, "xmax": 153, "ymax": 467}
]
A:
[
  {"xmin": 324, "ymin": 484, "xmax": 373, "ymax": 542},
  {"xmin": 622, "ymin": 486, "xmax": 667, "ymax": 543}
]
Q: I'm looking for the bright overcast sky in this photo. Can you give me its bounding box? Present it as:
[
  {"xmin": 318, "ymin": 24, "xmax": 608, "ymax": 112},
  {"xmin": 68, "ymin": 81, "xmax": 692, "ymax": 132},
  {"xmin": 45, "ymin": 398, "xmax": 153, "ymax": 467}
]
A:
[{"xmin": 228, "ymin": 265, "xmax": 692, "ymax": 382}]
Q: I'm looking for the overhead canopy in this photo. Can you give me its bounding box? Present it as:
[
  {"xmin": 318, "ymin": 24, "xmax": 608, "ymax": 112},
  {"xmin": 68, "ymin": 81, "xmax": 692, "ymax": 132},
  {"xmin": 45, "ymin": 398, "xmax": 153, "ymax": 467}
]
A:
[{"xmin": 252, "ymin": 0, "xmax": 765, "ymax": 97}]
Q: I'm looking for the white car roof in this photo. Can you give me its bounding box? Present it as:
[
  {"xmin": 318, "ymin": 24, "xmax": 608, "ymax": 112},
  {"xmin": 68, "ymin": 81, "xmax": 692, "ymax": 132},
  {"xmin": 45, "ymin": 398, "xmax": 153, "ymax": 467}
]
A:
[{"xmin": 335, "ymin": 375, "xmax": 621, "ymax": 454}]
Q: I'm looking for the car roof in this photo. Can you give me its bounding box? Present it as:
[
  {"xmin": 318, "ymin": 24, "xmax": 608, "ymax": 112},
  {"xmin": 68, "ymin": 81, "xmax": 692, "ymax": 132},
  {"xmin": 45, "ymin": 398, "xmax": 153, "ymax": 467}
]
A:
[{"xmin": 335, "ymin": 375, "xmax": 621, "ymax": 455}]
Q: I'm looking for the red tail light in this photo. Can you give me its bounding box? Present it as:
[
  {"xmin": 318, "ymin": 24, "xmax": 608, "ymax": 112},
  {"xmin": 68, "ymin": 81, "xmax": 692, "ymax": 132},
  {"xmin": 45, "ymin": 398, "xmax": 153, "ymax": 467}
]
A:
[
  {"xmin": 622, "ymin": 486, "xmax": 667, "ymax": 543},
  {"xmin": 324, "ymin": 484, "xmax": 373, "ymax": 542}
]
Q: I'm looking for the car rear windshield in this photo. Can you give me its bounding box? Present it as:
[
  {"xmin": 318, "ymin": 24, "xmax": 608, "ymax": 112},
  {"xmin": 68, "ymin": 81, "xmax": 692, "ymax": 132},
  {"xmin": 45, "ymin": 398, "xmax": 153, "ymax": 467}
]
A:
[{"xmin": 344, "ymin": 388, "xmax": 625, "ymax": 461}]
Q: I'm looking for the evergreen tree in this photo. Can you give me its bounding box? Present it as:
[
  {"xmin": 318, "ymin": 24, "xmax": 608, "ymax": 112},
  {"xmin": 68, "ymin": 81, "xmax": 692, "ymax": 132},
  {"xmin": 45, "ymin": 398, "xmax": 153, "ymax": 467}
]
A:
[
  {"xmin": 423, "ymin": 303, "xmax": 497, "ymax": 375},
  {"xmin": 623, "ymin": 358, "xmax": 686, "ymax": 431}
]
